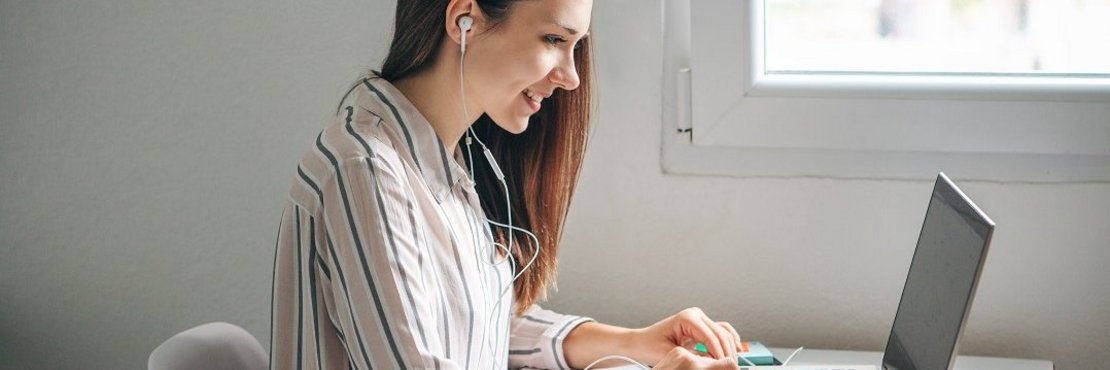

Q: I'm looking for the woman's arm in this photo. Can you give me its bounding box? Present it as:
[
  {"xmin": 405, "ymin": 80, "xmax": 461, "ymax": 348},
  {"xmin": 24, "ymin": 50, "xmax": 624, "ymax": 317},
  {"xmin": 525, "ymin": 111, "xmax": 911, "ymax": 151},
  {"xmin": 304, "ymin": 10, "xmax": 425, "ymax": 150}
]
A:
[
  {"xmin": 506, "ymin": 305, "xmax": 595, "ymax": 369},
  {"xmin": 317, "ymin": 153, "xmax": 462, "ymax": 370},
  {"xmin": 562, "ymin": 307, "xmax": 743, "ymax": 369},
  {"xmin": 561, "ymin": 321, "xmax": 642, "ymax": 369}
]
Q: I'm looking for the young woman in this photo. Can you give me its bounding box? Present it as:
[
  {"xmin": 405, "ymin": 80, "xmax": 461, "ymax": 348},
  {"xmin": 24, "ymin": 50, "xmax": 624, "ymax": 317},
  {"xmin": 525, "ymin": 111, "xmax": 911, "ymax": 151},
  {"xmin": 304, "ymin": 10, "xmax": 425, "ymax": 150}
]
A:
[{"xmin": 271, "ymin": 0, "xmax": 743, "ymax": 369}]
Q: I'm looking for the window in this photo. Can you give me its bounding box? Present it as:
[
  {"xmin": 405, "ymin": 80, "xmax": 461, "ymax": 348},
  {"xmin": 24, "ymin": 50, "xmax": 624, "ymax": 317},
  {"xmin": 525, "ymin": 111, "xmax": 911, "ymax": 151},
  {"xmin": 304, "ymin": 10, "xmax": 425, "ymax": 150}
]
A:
[
  {"xmin": 662, "ymin": 0, "xmax": 1110, "ymax": 182},
  {"xmin": 766, "ymin": 0, "xmax": 1110, "ymax": 75}
]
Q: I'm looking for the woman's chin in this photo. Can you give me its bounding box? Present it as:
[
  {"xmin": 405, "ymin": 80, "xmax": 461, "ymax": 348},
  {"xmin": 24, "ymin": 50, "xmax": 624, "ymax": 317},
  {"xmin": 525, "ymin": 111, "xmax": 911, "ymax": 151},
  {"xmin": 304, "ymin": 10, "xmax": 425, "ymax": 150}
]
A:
[
  {"xmin": 487, "ymin": 113, "xmax": 529, "ymax": 134},
  {"xmin": 502, "ymin": 121, "xmax": 529, "ymax": 134}
]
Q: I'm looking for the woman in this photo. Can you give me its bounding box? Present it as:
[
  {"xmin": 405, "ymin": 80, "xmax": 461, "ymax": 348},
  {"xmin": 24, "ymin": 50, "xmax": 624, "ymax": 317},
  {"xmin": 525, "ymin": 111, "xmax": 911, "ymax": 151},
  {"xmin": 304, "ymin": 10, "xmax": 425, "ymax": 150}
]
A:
[{"xmin": 271, "ymin": 0, "xmax": 743, "ymax": 369}]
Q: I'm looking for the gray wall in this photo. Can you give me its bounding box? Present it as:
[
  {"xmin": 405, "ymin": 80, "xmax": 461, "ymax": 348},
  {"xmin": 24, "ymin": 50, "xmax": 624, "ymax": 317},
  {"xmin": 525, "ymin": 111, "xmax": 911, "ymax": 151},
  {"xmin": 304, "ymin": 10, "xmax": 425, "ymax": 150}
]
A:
[{"xmin": 1, "ymin": 0, "xmax": 1106, "ymax": 369}]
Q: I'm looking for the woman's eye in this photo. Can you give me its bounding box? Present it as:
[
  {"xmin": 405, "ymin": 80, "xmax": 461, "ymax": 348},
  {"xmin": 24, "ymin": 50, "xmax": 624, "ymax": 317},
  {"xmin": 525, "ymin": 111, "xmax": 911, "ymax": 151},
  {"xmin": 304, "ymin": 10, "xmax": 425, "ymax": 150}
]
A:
[{"xmin": 546, "ymin": 35, "xmax": 583, "ymax": 51}]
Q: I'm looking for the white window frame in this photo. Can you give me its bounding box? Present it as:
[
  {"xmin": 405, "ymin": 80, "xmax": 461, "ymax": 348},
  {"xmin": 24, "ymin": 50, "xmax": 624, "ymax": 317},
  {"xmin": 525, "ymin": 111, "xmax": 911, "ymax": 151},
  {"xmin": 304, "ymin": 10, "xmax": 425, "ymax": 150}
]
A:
[{"xmin": 661, "ymin": 0, "xmax": 1110, "ymax": 182}]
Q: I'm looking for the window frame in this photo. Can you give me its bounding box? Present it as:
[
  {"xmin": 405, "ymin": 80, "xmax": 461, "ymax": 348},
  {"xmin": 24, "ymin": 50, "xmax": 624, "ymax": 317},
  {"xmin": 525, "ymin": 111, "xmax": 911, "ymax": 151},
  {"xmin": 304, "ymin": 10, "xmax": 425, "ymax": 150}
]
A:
[{"xmin": 661, "ymin": 0, "xmax": 1110, "ymax": 182}]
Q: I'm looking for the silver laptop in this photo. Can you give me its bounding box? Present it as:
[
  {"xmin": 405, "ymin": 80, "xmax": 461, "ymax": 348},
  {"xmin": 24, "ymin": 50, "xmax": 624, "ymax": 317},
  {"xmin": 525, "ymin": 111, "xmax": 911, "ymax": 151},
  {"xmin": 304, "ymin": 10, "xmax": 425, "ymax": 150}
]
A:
[{"xmin": 742, "ymin": 172, "xmax": 995, "ymax": 370}]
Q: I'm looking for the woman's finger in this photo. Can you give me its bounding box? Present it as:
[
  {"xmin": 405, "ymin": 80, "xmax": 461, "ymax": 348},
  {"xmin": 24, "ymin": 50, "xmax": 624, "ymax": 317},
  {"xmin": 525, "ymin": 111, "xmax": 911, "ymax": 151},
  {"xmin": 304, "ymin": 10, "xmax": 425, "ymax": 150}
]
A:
[
  {"xmin": 717, "ymin": 321, "xmax": 743, "ymax": 351},
  {"xmin": 701, "ymin": 315, "xmax": 736, "ymax": 360},
  {"xmin": 684, "ymin": 311, "xmax": 726, "ymax": 360}
]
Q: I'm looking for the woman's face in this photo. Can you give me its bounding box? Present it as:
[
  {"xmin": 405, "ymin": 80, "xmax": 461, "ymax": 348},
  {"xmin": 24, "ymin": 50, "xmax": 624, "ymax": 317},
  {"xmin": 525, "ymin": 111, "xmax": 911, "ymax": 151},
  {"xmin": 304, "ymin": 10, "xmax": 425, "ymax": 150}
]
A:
[{"xmin": 465, "ymin": 0, "xmax": 592, "ymax": 134}]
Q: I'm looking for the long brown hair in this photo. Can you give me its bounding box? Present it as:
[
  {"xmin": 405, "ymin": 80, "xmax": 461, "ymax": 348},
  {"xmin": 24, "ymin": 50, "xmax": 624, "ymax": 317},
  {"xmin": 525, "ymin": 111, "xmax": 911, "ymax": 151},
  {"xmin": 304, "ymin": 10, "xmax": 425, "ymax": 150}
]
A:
[{"xmin": 370, "ymin": 0, "xmax": 594, "ymax": 316}]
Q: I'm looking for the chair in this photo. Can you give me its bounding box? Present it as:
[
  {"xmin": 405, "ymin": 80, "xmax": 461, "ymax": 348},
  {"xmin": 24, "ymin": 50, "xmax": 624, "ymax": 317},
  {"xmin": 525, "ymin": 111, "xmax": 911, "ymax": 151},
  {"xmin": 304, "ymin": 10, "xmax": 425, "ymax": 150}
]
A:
[{"xmin": 148, "ymin": 322, "xmax": 268, "ymax": 370}]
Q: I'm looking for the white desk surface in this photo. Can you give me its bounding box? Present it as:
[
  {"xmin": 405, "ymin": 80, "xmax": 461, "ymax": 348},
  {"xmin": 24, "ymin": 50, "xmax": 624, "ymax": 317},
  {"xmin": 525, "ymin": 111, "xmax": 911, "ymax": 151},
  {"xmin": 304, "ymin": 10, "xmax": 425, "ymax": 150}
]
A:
[
  {"xmin": 593, "ymin": 348, "xmax": 1053, "ymax": 370},
  {"xmin": 767, "ymin": 347, "xmax": 1053, "ymax": 370}
]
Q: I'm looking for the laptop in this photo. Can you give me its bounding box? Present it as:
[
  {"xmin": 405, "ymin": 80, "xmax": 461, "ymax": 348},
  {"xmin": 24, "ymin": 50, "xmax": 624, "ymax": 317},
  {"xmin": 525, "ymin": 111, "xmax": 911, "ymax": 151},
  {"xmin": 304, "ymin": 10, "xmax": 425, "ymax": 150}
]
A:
[{"xmin": 740, "ymin": 172, "xmax": 995, "ymax": 370}]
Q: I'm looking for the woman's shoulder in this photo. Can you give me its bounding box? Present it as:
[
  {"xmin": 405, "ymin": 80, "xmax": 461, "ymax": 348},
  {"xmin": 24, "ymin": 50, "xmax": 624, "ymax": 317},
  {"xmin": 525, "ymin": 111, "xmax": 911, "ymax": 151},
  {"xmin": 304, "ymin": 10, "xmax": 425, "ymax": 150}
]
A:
[
  {"xmin": 286, "ymin": 88, "xmax": 408, "ymax": 211},
  {"xmin": 312, "ymin": 104, "xmax": 406, "ymax": 178}
]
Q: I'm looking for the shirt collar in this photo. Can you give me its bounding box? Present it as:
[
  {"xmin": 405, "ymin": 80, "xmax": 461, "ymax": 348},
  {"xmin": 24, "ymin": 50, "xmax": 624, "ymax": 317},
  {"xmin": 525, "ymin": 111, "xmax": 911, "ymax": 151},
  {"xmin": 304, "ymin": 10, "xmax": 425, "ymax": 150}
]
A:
[{"xmin": 356, "ymin": 72, "xmax": 473, "ymax": 203}]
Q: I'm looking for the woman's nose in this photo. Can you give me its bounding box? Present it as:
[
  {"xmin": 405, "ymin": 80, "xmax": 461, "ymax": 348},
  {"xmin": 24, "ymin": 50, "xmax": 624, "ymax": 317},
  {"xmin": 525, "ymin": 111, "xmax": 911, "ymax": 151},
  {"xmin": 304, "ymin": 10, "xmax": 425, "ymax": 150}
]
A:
[{"xmin": 550, "ymin": 56, "xmax": 580, "ymax": 91}]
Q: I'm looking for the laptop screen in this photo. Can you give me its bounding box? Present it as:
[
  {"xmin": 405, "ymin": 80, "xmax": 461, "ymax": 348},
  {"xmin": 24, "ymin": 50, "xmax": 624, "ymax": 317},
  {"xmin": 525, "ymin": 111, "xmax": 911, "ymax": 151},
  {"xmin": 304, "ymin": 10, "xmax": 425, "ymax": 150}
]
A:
[{"xmin": 882, "ymin": 173, "xmax": 995, "ymax": 370}]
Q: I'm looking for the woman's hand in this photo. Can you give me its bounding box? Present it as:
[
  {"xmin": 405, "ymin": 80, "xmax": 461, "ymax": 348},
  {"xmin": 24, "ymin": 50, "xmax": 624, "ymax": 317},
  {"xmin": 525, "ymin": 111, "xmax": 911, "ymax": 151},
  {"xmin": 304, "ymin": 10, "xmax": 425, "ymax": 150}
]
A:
[
  {"xmin": 631, "ymin": 307, "xmax": 743, "ymax": 366},
  {"xmin": 652, "ymin": 346, "xmax": 739, "ymax": 370}
]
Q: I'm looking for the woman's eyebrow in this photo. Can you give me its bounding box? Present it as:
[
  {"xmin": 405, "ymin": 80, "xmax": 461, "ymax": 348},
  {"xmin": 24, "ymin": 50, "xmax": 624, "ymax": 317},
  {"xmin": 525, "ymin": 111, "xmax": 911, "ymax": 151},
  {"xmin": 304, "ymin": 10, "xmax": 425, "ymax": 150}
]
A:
[{"xmin": 553, "ymin": 21, "xmax": 590, "ymax": 37}]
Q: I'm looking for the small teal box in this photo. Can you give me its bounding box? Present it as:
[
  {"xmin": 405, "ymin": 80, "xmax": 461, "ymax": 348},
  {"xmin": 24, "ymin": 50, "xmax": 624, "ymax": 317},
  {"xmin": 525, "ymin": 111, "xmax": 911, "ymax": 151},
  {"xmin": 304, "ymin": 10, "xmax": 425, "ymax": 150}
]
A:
[
  {"xmin": 737, "ymin": 341, "xmax": 776, "ymax": 366},
  {"xmin": 693, "ymin": 341, "xmax": 778, "ymax": 366}
]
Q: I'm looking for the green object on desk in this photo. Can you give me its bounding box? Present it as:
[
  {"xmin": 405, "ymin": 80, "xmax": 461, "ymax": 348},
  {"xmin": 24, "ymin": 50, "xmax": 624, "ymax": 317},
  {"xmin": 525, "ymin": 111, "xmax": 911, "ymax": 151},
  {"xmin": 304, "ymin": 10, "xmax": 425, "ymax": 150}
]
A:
[{"xmin": 694, "ymin": 341, "xmax": 777, "ymax": 366}]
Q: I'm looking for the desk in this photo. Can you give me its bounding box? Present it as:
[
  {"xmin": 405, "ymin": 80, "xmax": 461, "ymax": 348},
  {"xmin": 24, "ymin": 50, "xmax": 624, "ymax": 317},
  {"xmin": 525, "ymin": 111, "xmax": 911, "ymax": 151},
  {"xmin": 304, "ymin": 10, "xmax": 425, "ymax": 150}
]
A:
[
  {"xmin": 596, "ymin": 348, "xmax": 1053, "ymax": 370},
  {"xmin": 768, "ymin": 347, "xmax": 1052, "ymax": 370}
]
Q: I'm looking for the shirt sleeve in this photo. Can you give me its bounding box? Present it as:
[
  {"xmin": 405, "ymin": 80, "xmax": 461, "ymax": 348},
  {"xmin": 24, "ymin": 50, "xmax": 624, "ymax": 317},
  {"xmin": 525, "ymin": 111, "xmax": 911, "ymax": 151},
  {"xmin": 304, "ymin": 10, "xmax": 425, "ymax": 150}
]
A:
[
  {"xmin": 507, "ymin": 304, "xmax": 595, "ymax": 370},
  {"xmin": 320, "ymin": 155, "xmax": 459, "ymax": 370}
]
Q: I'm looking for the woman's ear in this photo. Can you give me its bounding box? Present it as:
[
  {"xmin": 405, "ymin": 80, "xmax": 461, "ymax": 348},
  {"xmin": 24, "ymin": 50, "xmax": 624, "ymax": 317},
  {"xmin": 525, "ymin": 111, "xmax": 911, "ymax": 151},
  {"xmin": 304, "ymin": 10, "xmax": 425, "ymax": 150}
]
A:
[{"xmin": 445, "ymin": 0, "xmax": 483, "ymax": 46}]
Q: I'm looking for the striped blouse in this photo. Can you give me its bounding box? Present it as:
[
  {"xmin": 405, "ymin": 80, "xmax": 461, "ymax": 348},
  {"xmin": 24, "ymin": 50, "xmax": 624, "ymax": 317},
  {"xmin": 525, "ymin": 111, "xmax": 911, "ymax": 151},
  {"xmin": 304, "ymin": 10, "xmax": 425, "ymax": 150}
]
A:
[{"xmin": 270, "ymin": 73, "xmax": 593, "ymax": 370}]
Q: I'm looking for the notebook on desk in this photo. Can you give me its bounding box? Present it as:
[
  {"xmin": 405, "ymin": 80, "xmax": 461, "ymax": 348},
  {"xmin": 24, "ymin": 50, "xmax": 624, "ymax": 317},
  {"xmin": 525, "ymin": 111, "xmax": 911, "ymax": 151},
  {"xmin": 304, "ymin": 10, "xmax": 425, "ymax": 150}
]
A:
[{"xmin": 743, "ymin": 173, "xmax": 995, "ymax": 370}]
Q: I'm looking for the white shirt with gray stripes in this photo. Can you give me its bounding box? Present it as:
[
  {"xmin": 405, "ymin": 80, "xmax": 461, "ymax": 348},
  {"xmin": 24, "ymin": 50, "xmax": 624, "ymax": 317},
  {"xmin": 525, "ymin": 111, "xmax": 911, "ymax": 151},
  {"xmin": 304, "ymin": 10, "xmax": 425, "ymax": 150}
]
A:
[{"xmin": 270, "ymin": 73, "xmax": 593, "ymax": 370}]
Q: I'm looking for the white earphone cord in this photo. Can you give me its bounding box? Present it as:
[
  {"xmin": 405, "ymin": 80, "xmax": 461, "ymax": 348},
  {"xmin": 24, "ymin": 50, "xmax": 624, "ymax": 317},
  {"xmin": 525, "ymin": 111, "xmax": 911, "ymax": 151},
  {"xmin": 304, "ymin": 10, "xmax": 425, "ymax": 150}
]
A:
[
  {"xmin": 458, "ymin": 16, "xmax": 675, "ymax": 370},
  {"xmin": 581, "ymin": 346, "xmax": 804, "ymax": 370},
  {"xmin": 459, "ymin": 15, "xmax": 533, "ymax": 304},
  {"xmin": 459, "ymin": 16, "xmax": 542, "ymax": 368}
]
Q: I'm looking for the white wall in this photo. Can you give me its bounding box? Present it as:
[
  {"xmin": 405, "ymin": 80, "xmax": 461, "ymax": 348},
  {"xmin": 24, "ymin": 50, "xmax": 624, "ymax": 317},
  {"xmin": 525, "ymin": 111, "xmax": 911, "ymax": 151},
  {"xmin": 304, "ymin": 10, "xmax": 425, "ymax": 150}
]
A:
[{"xmin": 1, "ymin": 0, "xmax": 1106, "ymax": 369}]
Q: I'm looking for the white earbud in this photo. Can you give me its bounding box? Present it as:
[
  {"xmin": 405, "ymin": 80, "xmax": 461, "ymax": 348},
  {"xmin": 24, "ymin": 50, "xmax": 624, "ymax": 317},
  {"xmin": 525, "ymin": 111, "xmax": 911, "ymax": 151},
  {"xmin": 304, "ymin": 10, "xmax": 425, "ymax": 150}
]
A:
[
  {"xmin": 458, "ymin": 15, "xmax": 473, "ymax": 31},
  {"xmin": 458, "ymin": 15, "xmax": 473, "ymax": 53}
]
